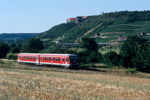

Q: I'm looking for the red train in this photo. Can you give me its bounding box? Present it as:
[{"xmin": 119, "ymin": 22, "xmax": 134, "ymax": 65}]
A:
[{"xmin": 17, "ymin": 53, "xmax": 79, "ymax": 68}]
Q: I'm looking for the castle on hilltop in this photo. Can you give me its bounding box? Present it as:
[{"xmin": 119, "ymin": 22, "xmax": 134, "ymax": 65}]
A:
[{"xmin": 67, "ymin": 16, "xmax": 88, "ymax": 23}]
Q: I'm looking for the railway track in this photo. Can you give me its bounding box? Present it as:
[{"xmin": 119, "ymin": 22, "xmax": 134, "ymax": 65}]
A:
[
  {"xmin": 19, "ymin": 63, "xmax": 150, "ymax": 79},
  {"xmin": 20, "ymin": 63, "xmax": 106, "ymax": 74}
]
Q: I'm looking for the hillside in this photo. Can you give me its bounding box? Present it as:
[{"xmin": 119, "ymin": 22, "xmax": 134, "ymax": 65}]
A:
[
  {"xmin": 37, "ymin": 11, "xmax": 150, "ymax": 45},
  {"xmin": 0, "ymin": 33, "xmax": 39, "ymax": 42}
]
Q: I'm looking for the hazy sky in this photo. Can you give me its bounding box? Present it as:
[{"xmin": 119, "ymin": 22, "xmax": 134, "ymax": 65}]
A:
[{"xmin": 0, "ymin": 0, "xmax": 150, "ymax": 33}]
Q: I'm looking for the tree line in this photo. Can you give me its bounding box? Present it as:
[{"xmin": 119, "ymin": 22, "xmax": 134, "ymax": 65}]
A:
[{"xmin": 0, "ymin": 36, "xmax": 150, "ymax": 72}]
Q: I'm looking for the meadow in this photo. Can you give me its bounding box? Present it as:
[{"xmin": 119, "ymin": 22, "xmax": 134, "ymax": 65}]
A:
[{"xmin": 0, "ymin": 60, "xmax": 150, "ymax": 100}]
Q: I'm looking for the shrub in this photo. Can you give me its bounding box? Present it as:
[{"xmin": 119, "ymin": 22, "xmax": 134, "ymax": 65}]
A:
[
  {"xmin": 0, "ymin": 60, "xmax": 4, "ymax": 64},
  {"xmin": 6, "ymin": 53, "xmax": 17, "ymax": 60},
  {"xmin": 103, "ymin": 51, "xmax": 121, "ymax": 66},
  {"xmin": 124, "ymin": 68, "xmax": 137, "ymax": 74},
  {"xmin": 0, "ymin": 42, "xmax": 10, "ymax": 58}
]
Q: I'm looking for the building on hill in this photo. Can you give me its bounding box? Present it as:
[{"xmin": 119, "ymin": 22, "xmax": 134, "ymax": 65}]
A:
[
  {"xmin": 118, "ymin": 36, "xmax": 127, "ymax": 42},
  {"xmin": 95, "ymin": 33, "xmax": 100, "ymax": 37},
  {"xmin": 67, "ymin": 16, "xmax": 88, "ymax": 23},
  {"xmin": 141, "ymin": 32, "xmax": 150, "ymax": 36},
  {"xmin": 141, "ymin": 32, "xmax": 146, "ymax": 36},
  {"xmin": 67, "ymin": 18, "xmax": 77, "ymax": 23}
]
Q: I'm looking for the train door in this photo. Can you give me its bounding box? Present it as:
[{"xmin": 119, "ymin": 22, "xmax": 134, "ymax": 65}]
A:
[
  {"xmin": 51, "ymin": 57, "xmax": 53, "ymax": 65},
  {"xmin": 62, "ymin": 57, "xmax": 65, "ymax": 65},
  {"xmin": 36, "ymin": 56, "xmax": 39, "ymax": 65},
  {"xmin": 65, "ymin": 57, "xmax": 68, "ymax": 65}
]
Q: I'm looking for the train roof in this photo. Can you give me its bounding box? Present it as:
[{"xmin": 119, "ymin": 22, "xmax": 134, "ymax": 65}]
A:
[
  {"xmin": 18, "ymin": 53, "xmax": 77, "ymax": 56},
  {"xmin": 18, "ymin": 53, "xmax": 40, "ymax": 55}
]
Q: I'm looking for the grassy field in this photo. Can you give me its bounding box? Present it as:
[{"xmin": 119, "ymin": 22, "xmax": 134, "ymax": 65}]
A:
[
  {"xmin": 99, "ymin": 48, "xmax": 120, "ymax": 54},
  {"xmin": 0, "ymin": 60, "xmax": 150, "ymax": 100}
]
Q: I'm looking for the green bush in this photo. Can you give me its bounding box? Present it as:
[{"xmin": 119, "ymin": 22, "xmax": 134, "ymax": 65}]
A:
[
  {"xmin": 6, "ymin": 53, "xmax": 17, "ymax": 60},
  {"xmin": 124, "ymin": 68, "xmax": 137, "ymax": 74},
  {"xmin": 0, "ymin": 42, "xmax": 10, "ymax": 58},
  {"xmin": 0, "ymin": 60, "xmax": 4, "ymax": 64},
  {"xmin": 103, "ymin": 51, "xmax": 121, "ymax": 66}
]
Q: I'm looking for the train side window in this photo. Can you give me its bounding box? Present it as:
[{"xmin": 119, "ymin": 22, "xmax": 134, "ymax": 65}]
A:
[
  {"xmin": 51, "ymin": 57, "xmax": 53, "ymax": 61},
  {"xmin": 54, "ymin": 57, "xmax": 55, "ymax": 61},
  {"xmin": 63, "ymin": 58, "xmax": 64, "ymax": 62},
  {"xmin": 49, "ymin": 57, "xmax": 51, "ymax": 61},
  {"xmin": 56, "ymin": 57, "xmax": 57, "ymax": 61},
  {"xmin": 58, "ymin": 58, "xmax": 60, "ymax": 61}
]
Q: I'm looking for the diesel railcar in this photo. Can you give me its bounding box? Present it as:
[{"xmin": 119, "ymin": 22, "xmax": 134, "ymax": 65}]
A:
[{"xmin": 17, "ymin": 53, "xmax": 79, "ymax": 68}]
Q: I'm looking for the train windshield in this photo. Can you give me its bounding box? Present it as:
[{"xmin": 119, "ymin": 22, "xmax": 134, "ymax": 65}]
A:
[{"xmin": 69, "ymin": 56, "xmax": 78, "ymax": 63}]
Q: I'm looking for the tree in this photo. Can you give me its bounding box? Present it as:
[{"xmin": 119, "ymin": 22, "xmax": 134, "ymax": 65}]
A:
[
  {"xmin": 81, "ymin": 37, "xmax": 98, "ymax": 52},
  {"xmin": 86, "ymin": 51, "xmax": 102, "ymax": 63},
  {"xmin": 120, "ymin": 36, "xmax": 147, "ymax": 68},
  {"xmin": 40, "ymin": 43, "xmax": 74, "ymax": 54},
  {"xmin": 133, "ymin": 43, "xmax": 150, "ymax": 72},
  {"xmin": 0, "ymin": 42, "xmax": 10, "ymax": 58},
  {"xmin": 21, "ymin": 38, "xmax": 44, "ymax": 53},
  {"xmin": 104, "ymin": 51, "xmax": 121, "ymax": 66},
  {"xmin": 9, "ymin": 42, "xmax": 20, "ymax": 53},
  {"xmin": 79, "ymin": 37, "xmax": 102, "ymax": 63}
]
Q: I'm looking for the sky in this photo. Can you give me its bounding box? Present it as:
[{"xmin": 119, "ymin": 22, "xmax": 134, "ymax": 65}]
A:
[{"xmin": 0, "ymin": 0, "xmax": 150, "ymax": 33}]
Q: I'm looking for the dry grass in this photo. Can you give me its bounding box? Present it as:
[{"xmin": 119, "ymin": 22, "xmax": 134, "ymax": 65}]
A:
[{"xmin": 0, "ymin": 61, "xmax": 150, "ymax": 100}]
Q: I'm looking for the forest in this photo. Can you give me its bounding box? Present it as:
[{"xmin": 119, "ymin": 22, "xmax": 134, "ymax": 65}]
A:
[{"xmin": 0, "ymin": 35, "xmax": 150, "ymax": 73}]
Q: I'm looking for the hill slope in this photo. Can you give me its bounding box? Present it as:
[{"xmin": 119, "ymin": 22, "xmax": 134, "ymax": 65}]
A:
[
  {"xmin": 0, "ymin": 33, "xmax": 39, "ymax": 42},
  {"xmin": 37, "ymin": 11, "xmax": 150, "ymax": 45}
]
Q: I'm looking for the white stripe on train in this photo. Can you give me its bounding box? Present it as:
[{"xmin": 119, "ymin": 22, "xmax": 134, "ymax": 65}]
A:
[{"xmin": 18, "ymin": 61, "xmax": 74, "ymax": 68}]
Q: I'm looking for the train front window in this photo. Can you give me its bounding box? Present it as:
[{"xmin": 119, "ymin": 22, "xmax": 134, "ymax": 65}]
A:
[{"xmin": 69, "ymin": 56, "xmax": 78, "ymax": 63}]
